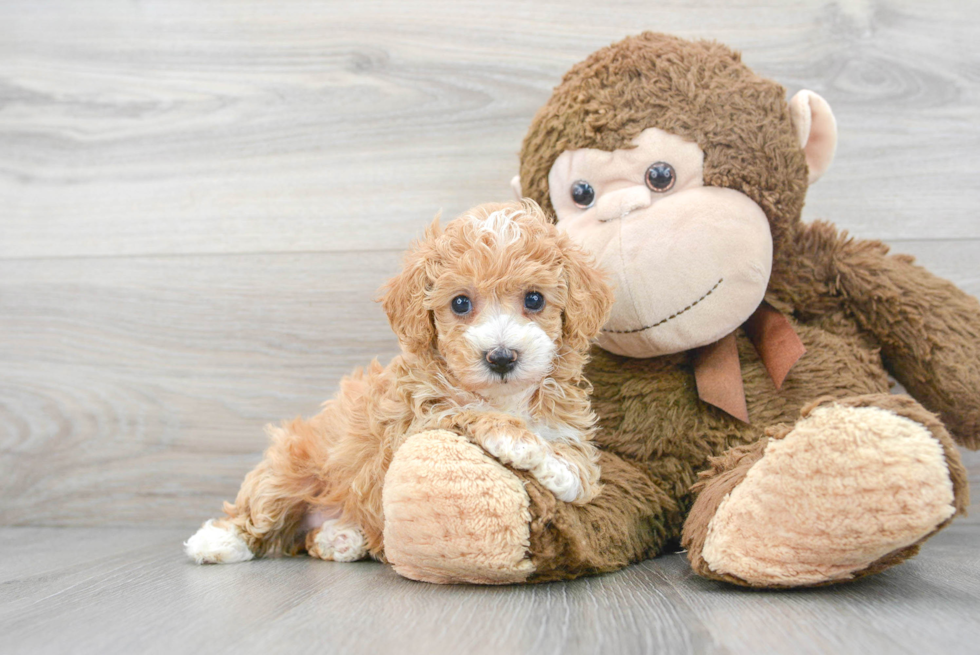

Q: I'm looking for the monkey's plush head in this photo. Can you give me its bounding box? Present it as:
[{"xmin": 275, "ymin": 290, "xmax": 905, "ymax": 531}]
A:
[{"xmin": 514, "ymin": 32, "xmax": 837, "ymax": 358}]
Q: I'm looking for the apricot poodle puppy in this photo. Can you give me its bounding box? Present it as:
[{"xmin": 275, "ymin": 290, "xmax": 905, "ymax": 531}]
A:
[{"xmin": 185, "ymin": 200, "xmax": 614, "ymax": 564}]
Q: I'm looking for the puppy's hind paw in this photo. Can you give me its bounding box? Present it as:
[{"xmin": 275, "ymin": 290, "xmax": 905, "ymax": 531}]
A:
[
  {"xmin": 533, "ymin": 455, "xmax": 584, "ymax": 503},
  {"xmin": 307, "ymin": 519, "xmax": 368, "ymax": 563},
  {"xmin": 184, "ymin": 519, "xmax": 254, "ymax": 565}
]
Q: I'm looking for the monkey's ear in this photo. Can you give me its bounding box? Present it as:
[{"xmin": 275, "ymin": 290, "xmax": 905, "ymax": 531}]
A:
[
  {"xmin": 789, "ymin": 90, "xmax": 837, "ymax": 184},
  {"xmin": 510, "ymin": 175, "xmax": 523, "ymax": 200}
]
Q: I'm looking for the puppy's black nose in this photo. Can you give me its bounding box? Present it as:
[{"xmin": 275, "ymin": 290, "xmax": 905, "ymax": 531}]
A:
[{"xmin": 485, "ymin": 347, "xmax": 518, "ymax": 375}]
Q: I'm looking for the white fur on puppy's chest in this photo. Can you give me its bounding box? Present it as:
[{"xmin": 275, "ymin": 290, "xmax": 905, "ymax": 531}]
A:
[
  {"xmin": 480, "ymin": 387, "xmax": 584, "ymax": 444},
  {"xmin": 464, "ymin": 311, "xmax": 556, "ymax": 388},
  {"xmin": 527, "ymin": 419, "xmax": 583, "ymax": 443}
]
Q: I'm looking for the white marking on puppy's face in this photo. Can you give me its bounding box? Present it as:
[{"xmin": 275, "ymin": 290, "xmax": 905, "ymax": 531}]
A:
[
  {"xmin": 427, "ymin": 205, "xmax": 568, "ymax": 398},
  {"xmin": 527, "ymin": 419, "xmax": 584, "ymax": 443},
  {"xmin": 461, "ymin": 304, "xmax": 556, "ymax": 394}
]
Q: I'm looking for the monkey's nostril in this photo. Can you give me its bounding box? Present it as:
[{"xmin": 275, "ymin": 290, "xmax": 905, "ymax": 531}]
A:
[{"xmin": 485, "ymin": 347, "xmax": 518, "ymax": 374}]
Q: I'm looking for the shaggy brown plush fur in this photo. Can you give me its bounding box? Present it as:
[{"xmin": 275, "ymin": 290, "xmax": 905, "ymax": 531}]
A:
[
  {"xmin": 408, "ymin": 32, "xmax": 980, "ymax": 586},
  {"xmin": 519, "ymin": 32, "xmax": 808, "ymax": 258}
]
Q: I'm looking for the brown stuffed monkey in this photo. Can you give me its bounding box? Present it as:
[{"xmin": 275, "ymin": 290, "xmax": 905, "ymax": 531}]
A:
[{"xmin": 379, "ymin": 32, "xmax": 980, "ymax": 587}]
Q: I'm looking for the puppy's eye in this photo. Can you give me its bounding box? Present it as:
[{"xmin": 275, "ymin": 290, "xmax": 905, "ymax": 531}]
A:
[
  {"xmin": 524, "ymin": 291, "xmax": 545, "ymax": 312},
  {"xmin": 570, "ymin": 180, "xmax": 595, "ymax": 209},
  {"xmin": 645, "ymin": 162, "xmax": 676, "ymax": 192},
  {"xmin": 450, "ymin": 295, "xmax": 472, "ymax": 315}
]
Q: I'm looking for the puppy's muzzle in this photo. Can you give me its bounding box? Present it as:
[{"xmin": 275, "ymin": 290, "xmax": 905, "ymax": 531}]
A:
[{"xmin": 485, "ymin": 347, "xmax": 518, "ymax": 375}]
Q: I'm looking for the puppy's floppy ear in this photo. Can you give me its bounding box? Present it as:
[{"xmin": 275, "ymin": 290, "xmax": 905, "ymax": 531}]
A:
[
  {"xmin": 380, "ymin": 216, "xmax": 441, "ymax": 355},
  {"xmin": 559, "ymin": 234, "xmax": 614, "ymax": 354}
]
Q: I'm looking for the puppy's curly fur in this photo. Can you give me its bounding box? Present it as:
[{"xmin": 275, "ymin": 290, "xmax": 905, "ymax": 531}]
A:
[{"xmin": 184, "ymin": 200, "xmax": 613, "ymax": 564}]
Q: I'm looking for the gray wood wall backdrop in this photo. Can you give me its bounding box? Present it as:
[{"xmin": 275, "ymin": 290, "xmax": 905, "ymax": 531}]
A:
[{"xmin": 1, "ymin": 0, "xmax": 978, "ymax": 528}]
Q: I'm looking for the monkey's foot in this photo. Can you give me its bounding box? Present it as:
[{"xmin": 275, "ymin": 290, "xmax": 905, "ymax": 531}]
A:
[
  {"xmin": 382, "ymin": 430, "xmax": 535, "ymax": 584},
  {"xmin": 683, "ymin": 395, "xmax": 968, "ymax": 587}
]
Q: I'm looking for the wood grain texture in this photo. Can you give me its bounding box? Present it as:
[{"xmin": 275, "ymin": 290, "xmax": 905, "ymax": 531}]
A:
[
  {"xmin": 2, "ymin": 3, "xmax": 980, "ymax": 650},
  {"xmin": 0, "ymin": 251, "xmax": 404, "ymax": 525},
  {"xmin": 1, "ymin": 0, "xmax": 979, "ymax": 532},
  {"xmin": 1, "ymin": 521, "xmax": 979, "ymax": 655},
  {"xmin": 1, "ymin": 0, "xmax": 979, "ymax": 260}
]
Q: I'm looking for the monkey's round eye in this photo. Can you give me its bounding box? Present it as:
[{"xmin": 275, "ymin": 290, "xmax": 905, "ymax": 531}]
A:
[
  {"xmin": 570, "ymin": 180, "xmax": 596, "ymax": 209},
  {"xmin": 524, "ymin": 291, "xmax": 545, "ymax": 312},
  {"xmin": 451, "ymin": 295, "xmax": 472, "ymax": 315},
  {"xmin": 645, "ymin": 162, "xmax": 676, "ymax": 192}
]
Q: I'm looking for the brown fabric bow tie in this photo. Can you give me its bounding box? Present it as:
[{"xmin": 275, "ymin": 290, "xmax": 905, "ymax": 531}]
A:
[{"xmin": 690, "ymin": 302, "xmax": 806, "ymax": 423}]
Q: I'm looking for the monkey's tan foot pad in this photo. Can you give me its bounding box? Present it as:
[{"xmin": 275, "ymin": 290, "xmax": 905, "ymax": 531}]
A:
[
  {"xmin": 382, "ymin": 429, "xmax": 535, "ymax": 584},
  {"xmin": 695, "ymin": 403, "xmax": 958, "ymax": 587},
  {"xmin": 306, "ymin": 519, "xmax": 368, "ymax": 562}
]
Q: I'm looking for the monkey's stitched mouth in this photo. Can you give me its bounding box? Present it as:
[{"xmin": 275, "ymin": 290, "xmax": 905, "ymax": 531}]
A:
[{"xmin": 601, "ymin": 278, "xmax": 723, "ymax": 335}]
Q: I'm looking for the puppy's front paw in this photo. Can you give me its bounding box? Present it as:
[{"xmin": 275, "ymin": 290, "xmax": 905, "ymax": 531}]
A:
[
  {"xmin": 184, "ymin": 519, "xmax": 254, "ymax": 565},
  {"xmin": 307, "ymin": 519, "xmax": 368, "ymax": 562},
  {"xmin": 482, "ymin": 431, "xmax": 547, "ymax": 470},
  {"xmin": 533, "ymin": 454, "xmax": 584, "ymax": 503}
]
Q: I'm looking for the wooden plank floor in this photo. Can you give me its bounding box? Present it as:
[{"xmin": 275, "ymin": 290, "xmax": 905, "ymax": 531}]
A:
[
  {"xmin": 2, "ymin": 0, "xmax": 979, "ymax": 528},
  {"xmin": 2, "ymin": 1, "xmax": 980, "ymax": 652},
  {"xmin": 2, "ymin": 520, "xmax": 979, "ymax": 655}
]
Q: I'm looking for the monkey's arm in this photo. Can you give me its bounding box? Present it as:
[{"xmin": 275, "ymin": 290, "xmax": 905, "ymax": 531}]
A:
[
  {"xmin": 817, "ymin": 225, "xmax": 980, "ymax": 449},
  {"xmin": 382, "ymin": 427, "xmax": 681, "ymax": 583},
  {"xmin": 500, "ymin": 450, "xmax": 679, "ymax": 581}
]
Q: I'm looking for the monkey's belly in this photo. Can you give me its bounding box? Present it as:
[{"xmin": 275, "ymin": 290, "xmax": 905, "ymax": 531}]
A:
[{"xmin": 585, "ymin": 321, "xmax": 892, "ymax": 465}]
